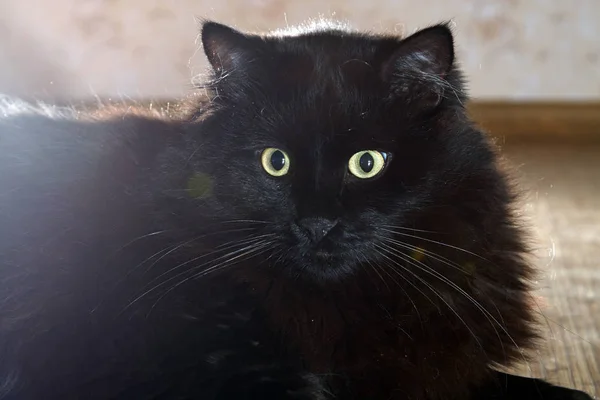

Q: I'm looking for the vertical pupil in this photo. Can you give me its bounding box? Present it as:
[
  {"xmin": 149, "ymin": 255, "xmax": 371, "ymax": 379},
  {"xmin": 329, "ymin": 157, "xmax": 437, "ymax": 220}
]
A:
[
  {"xmin": 270, "ymin": 150, "xmax": 286, "ymax": 171},
  {"xmin": 359, "ymin": 153, "xmax": 374, "ymax": 172}
]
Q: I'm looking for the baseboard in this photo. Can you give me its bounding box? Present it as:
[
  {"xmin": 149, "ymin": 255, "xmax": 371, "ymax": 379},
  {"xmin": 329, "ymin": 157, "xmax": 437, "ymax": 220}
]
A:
[{"xmin": 468, "ymin": 101, "xmax": 600, "ymax": 144}]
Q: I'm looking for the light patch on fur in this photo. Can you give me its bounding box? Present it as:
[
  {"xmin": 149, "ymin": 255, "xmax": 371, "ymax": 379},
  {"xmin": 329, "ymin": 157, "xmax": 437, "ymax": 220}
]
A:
[
  {"xmin": 411, "ymin": 247, "xmax": 426, "ymax": 262},
  {"xmin": 187, "ymin": 172, "xmax": 213, "ymax": 199},
  {"xmin": 0, "ymin": 95, "xmax": 77, "ymax": 120},
  {"xmin": 463, "ymin": 262, "xmax": 477, "ymax": 275}
]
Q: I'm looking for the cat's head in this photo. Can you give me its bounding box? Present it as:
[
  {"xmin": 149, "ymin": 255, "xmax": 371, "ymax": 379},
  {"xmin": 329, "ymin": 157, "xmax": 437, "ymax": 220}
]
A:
[{"xmin": 177, "ymin": 20, "xmax": 510, "ymax": 284}]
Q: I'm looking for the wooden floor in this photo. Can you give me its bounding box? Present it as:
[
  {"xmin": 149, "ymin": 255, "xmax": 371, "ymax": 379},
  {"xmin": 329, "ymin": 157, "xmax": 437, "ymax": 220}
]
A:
[{"xmin": 501, "ymin": 143, "xmax": 600, "ymax": 397}]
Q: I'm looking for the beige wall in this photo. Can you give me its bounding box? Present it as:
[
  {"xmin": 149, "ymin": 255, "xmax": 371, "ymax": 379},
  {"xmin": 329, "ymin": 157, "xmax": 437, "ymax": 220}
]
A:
[{"xmin": 0, "ymin": 0, "xmax": 598, "ymax": 101}]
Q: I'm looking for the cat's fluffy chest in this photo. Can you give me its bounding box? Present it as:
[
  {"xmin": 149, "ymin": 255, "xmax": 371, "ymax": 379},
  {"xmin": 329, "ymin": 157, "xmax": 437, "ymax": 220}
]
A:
[{"xmin": 250, "ymin": 274, "xmax": 488, "ymax": 399}]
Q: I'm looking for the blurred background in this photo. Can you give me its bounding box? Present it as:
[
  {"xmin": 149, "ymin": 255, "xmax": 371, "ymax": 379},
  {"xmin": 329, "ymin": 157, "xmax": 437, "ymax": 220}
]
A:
[
  {"xmin": 0, "ymin": 0, "xmax": 598, "ymax": 101},
  {"xmin": 0, "ymin": 0, "xmax": 598, "ymax": 397}
]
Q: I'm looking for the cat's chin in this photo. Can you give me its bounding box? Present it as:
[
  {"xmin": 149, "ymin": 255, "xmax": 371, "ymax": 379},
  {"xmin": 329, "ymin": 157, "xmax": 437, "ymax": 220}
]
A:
[{"xmin": 288, "ymin": 250, "xmax": 358, "ymax": 283}]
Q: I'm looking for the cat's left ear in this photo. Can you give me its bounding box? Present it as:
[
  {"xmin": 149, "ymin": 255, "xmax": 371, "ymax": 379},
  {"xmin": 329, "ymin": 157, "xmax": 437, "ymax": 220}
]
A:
[
  {"xmin": 201, "ymin": 21, "xmax": 260, "ymax": 74},
  {"xmin": 381, "ymin": 23, "xmax": 456, "ymax": 109}
]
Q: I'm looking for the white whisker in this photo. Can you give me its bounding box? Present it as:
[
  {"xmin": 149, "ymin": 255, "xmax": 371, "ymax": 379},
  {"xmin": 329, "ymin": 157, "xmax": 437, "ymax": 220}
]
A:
[
  {"xmin": 121, "ymin": 239, "xmax": 273, "ymax": 313},
  {"xmin": 377, "ymin": 241, "xmax": 530, "ymax": 372},
  {"xmin": 143, "ymin": 233, "xmax": 276, "ymax": 290},
  {"xmin": 381, "ymin": 228, "xmax": 491, "ymax": 262},
  {"xmin": 146, "ymin": 242, "xmax": 275, "ymax": 316},
  {"xmin": 375, "ymin": 244, "xmax": 485, "ymax": 353}
]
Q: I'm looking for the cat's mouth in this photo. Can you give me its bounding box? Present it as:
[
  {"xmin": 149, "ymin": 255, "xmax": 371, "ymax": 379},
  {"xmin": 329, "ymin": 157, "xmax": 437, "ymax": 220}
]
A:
[
  {"xmin": 314, "ymin": 249, "xmax": 333, "ymax": 258},
  {"xmin": 295, "ymin": 241, "xmax": 350, "ymax": 272},
  {"xmin": 311, "ymin": 248, "xmax": 343, "ymax": 268},
  {"xmin": 299, "ymin": 244, "xmax": 339, "ymax": 262},
  {"xmin": 282, "ymin": 221, "xmax": 363, "ymax": 279},
  {"xmin": 289, "ymin": 247, "xmax": 357, "ymax": 282},
  {"xmin": 305, "ymin": 236, "xmax": 340, "ymax": 260}
]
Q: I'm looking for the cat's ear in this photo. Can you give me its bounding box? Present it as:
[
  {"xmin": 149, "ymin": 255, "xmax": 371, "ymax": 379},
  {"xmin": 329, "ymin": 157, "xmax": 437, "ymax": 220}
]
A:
[
  {"xmin": 201, "ymin": 21, "xmax": 257, "ymax": 74},
  {"xmin": 381, "ymin": 24, "xmax": 456, "ymax": 109}
]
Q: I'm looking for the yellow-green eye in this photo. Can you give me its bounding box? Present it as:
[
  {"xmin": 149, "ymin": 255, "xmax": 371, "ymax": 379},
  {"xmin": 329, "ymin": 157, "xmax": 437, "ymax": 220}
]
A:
[
  {"xmin": 261, "ymin": 148, "xmax": 290, "ymax": 176},
  {"xmin": 348, "ymin": 150, "xmax": 387, "ymax": 179}
]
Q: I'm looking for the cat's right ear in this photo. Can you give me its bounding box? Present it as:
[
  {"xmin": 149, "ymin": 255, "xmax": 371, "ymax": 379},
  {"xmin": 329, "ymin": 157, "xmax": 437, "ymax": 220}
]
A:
[
  {"xmin": 380, "ymin": 23, "xmax": 457, "ymax": 109},
  {"xmin": 201, "ymin": 21, "xmax": 257, "ymax": 74}
]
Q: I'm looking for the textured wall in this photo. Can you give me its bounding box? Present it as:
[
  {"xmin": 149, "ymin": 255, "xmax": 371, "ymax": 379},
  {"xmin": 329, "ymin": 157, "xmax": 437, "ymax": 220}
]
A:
[{"xmin": 0, "ymin": 0, "xmax": 598, "ymax": 101}]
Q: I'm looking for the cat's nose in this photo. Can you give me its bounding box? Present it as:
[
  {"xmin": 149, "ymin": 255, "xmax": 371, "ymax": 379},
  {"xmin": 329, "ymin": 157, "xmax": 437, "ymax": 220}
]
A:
[{"xmin": 295, "ymin": 217, "xmax": 338, "ymax": 243}]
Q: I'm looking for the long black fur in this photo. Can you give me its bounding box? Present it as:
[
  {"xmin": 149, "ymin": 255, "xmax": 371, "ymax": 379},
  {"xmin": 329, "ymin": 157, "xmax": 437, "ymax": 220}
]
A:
[{"xmin": 0, "ymin": 21, "xmax": 593, "ymax": 400}]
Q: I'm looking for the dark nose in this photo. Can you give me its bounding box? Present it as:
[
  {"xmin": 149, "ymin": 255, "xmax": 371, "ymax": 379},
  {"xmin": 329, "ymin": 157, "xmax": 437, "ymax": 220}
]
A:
[{"xmin": 295, "ymin": 217, "xmax": 338, "ymax": 243}]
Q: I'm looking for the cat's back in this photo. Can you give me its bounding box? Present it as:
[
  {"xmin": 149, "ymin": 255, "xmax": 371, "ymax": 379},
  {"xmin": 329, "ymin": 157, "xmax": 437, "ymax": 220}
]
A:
[
  {"xmin": 0, "ymin": 97, "xmax": 193, "ymax": 398},
  {"xmin": 0, "ymin": 97, "xmax": 178, "ymax": 249},
  {"xmin": 0, "ymin": 96, "xmax": 175, "ymax": 180}
]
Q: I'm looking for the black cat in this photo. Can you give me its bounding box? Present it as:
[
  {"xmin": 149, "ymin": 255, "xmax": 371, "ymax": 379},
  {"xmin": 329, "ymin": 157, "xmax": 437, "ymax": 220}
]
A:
[{"xmin": 0, "ymin": 20, "xmax": 593, "ymax": 400}]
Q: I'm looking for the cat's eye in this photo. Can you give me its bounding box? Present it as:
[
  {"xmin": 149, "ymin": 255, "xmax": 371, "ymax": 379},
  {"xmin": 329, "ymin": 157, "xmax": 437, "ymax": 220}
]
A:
[
  {"xmin": 348, "ymin": 150, "xmax": 388, "ymax": 179},
  {"xmin": 261, "ymin": 148, "xmax": 290, "ymax": 177}
]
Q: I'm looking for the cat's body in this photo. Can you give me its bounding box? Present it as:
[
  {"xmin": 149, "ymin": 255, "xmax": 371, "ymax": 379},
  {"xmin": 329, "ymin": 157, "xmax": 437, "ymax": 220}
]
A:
[{"xmin": 0, "ymin": 21, "xmax": 593, "ymax": 399}]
